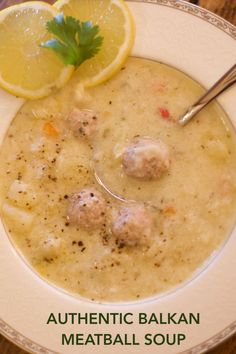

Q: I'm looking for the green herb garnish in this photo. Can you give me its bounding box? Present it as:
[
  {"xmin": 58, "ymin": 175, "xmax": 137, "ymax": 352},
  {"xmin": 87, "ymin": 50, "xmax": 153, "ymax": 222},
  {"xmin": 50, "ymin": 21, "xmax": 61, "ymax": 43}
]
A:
[{"xmin": 41, "ymin": 13, "xmax": 103, "ymax": 68}]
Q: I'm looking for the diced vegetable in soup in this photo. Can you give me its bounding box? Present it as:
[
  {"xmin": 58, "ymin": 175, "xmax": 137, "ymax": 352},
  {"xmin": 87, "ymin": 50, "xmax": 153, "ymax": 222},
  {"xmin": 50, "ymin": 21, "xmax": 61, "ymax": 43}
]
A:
[{"xmin": 0, "ymin": 57, "xmax": 236, "ymax": 302}]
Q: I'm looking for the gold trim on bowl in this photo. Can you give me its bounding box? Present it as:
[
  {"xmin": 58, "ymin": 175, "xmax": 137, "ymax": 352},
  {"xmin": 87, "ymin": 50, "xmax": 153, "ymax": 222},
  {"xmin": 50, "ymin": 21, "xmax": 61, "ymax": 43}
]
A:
[
  {"xmin": 0, "ymin": 317, "xmax": 236, "ymax": 354},
  {"xmin": 0, "ymin": 318, "xmax": 56, "ymax": 354},
  {"xmin": 129, "ymin": 0, "xmax": 236, "ymax": 39}
]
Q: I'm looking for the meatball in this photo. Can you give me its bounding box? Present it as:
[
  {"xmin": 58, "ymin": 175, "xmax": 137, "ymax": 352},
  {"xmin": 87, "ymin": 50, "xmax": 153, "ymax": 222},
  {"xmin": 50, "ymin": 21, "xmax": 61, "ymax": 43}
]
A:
[
  {"xmin": 67, "ymin": 188, "xmax": 106, "ymax": 229},
  {"xmin": 67, "ymin": 108, "xmax": 97, "ymax": 138},
  {"xmin": 112, "ymin": 204, "xmax": 154, "ymax": 247},
  {"xmin": 122, "ymin": 137, "xmax": 170, "ymax": 179}
]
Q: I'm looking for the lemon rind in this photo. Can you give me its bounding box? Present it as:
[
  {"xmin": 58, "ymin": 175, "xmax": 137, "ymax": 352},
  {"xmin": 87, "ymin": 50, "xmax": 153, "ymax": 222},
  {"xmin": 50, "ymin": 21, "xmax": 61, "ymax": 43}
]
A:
[
  {"xmin": 0, "ymin": 1, "xmax": 59, "ymax": 21},
  {"xmin": 54, "ymin": 0, "xmax": 135, "ymax": 87},
  {"xmin": 0, "ymin": 66, "xmax": 74, "ymax": 100},
  {"xmin": 0, "ymin": 2, "xmax": 74, "ymax": 99}
]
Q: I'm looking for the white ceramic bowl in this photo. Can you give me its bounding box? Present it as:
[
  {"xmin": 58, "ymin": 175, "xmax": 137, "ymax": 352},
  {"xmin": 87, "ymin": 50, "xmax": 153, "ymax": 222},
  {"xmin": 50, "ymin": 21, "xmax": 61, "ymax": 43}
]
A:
[{"xmin": 0, "ymin": 1, "xmax": 236, "ymax": 353}]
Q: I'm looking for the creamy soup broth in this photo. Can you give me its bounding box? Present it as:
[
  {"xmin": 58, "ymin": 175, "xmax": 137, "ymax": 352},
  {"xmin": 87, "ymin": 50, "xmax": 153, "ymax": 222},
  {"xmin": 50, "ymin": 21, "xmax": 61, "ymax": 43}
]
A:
[{"xmin": 0, "ymin": 57, "xmax": 236, "ymax": 301}]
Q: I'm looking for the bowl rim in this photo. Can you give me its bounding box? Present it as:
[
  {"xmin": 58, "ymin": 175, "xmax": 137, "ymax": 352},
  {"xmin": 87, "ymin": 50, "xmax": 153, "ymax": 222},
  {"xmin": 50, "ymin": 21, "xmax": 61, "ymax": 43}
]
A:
[
  {"xmin": 129, "ymin": 0, "xmax": 236, "ymax": 41},
  {"xmin": 0, "ymin": 1, "xmax": 236, "ymax": 353}
]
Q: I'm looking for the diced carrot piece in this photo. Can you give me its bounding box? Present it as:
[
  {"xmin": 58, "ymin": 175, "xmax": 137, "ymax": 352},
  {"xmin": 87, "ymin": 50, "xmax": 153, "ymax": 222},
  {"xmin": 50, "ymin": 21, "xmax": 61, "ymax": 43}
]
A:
[
  {"xmin": 152, "ymin": 82, "xmax": 167, "ymax": 93},
  {"xmin": 43, "ymin": 122, "xmax": 59, "ymax": 138},
  {"xmin": 163, "ymin": 206, "xmax": 176, "ymax": 216},
  {"xmin": 159, "ymin": 107, "xmax": 170, "ymax": 119}
]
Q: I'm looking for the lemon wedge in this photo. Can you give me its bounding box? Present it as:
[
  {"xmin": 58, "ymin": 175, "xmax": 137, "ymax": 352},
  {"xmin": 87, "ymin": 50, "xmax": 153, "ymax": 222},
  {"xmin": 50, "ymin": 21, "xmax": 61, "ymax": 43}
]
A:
[
  {"xmin": 0, "ymin": 1, "xmax": 74, "ymax": 99},
  {"xmin": 54, "ymin": 0, "xmax": 135, "ymax": 87}
]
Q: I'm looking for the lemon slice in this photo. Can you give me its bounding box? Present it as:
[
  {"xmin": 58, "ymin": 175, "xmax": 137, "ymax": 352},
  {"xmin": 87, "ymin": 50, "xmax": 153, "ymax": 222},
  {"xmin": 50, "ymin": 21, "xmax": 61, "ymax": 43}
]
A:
[
  {"xmin": 54, "ymin": 0, "xmax": 135, "ymax": 87},
  {"xmin": 0, "ymin": 1, "xmax": 74, "ymax": 99}
]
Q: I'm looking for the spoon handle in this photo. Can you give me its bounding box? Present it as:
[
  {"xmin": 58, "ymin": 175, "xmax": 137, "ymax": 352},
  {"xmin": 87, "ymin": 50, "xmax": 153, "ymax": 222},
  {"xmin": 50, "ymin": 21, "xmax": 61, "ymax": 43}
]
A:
[{"xmin": 179, "ymin": 63, "xmax": 236, "ymax": 126}]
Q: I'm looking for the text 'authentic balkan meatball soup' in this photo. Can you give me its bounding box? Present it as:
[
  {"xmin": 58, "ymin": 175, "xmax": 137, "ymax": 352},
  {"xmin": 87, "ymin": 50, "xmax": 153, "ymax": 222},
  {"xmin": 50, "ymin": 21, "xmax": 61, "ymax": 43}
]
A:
[{"xmin": 1, "ymin": 58, "xmax": 236, "ymax": 302}]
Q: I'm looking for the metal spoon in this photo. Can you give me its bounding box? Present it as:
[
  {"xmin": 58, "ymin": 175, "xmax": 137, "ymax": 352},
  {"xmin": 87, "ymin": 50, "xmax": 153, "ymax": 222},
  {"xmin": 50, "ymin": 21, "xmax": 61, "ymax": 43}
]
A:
[
  {"xmin": 179, "ymin": 63, "xmax": 236, "ymax": 126},
  {"xmin": 93, "ymin": 64, "xmax": 236, "ymax": 203},
  {"xmin": 93, "ymin": 166, "xmax": 131, "ymax": 203}
]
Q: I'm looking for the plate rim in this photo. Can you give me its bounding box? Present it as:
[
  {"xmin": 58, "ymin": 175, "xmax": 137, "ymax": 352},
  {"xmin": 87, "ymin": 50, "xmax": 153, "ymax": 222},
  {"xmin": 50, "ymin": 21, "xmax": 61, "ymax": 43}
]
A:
[
  {"xmin": 129, "ymin": 0, "xmax": 236, "ymax": 40},
  {"xmin": 0, "ymin": 1, "xmax": 235, "ymax": 353}
]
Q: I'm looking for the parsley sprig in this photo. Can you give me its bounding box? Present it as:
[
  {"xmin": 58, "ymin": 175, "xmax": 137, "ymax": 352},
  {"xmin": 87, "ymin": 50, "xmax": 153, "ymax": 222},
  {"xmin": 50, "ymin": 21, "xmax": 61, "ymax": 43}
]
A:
[{"xmin": 41, "ymin": 13, "xmax": 103, "ymax": 67}]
